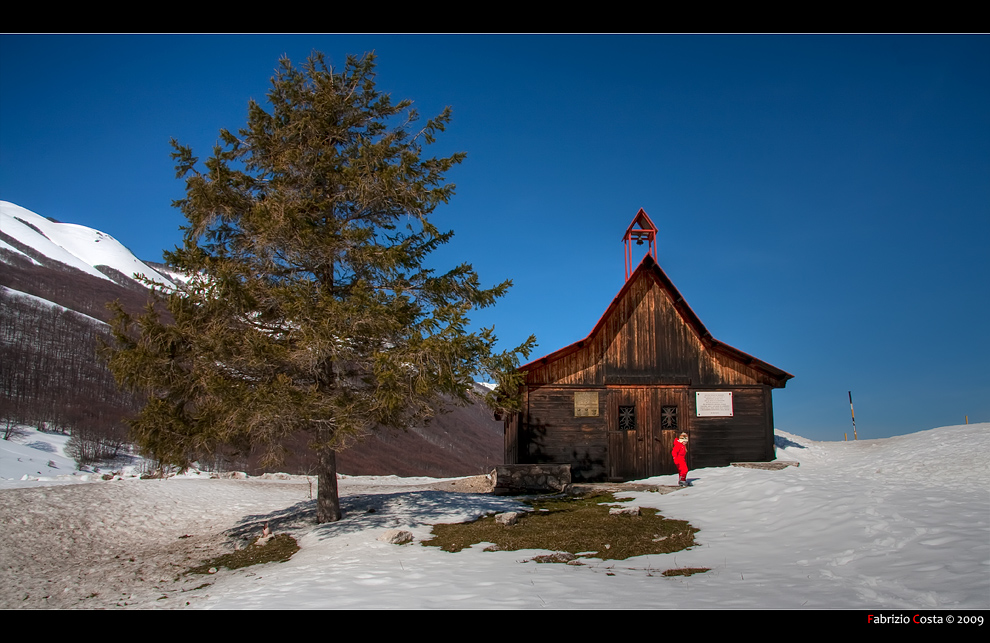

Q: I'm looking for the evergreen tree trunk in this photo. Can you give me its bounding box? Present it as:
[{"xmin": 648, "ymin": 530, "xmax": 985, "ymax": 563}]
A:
[{"xmin": 316, "ymin": 429, "xmax": 341, "ymax": 523}]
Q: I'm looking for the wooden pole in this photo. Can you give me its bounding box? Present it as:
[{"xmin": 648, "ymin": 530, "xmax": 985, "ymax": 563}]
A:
[{"xmin": 848, "ymin": 391, "xmax": 858, "ymax": 441}]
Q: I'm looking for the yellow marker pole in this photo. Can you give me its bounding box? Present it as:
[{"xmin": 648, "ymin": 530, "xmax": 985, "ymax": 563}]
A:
[{"xmin": 848, "ymin": 391, "xmax": 858, "ymax": 441}]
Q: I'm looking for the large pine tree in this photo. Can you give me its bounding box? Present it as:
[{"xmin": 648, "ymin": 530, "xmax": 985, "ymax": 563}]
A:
[{"xmin": 105, "ymin": 51, "xmax": 534, "ymax": 523}]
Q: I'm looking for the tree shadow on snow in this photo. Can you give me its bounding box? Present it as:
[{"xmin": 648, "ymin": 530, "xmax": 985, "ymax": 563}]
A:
[
  {"xmin": 225, "ymin": 500, "xmax": 320, "ymax": 542},
  {"xmin": 314, "ymin": 491, "xmax": 524, "ymax": 541},
  {"xmin": 774, "ymin": 435, "xmax": 806, "ymax": 450},
  {"xmin": 224, "ymin": 491, "xmax": 525, "ymax": 544}
]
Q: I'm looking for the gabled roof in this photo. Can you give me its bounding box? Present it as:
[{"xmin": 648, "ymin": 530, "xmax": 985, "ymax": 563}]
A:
[{"xmin": 519, "ymin": 253, "xmax": 793, "ymax": 385}]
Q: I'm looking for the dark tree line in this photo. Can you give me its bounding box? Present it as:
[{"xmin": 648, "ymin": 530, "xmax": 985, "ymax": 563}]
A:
[
  {"xmin": 0, "ymin": 287, "xmax": 139, "ymax": 426},
  {"xmin": 0, "ymin": 250, "xmax": 147, "ymax": 462}
]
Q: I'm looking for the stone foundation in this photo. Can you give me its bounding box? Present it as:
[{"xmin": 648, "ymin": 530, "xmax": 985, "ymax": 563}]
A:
[{"xmin": 492, "ymin": 464, "xmax": 571, "ymax": 495}]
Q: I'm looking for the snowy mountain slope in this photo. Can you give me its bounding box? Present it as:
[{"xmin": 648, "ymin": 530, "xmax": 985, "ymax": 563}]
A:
[
  {"xmin": 0, "ymin": 235, "xmax": 41, "ymax": 265},
  {"xmin": 1, "ymin": 284, "xmax": 108, "ymax": 327},
  {"xmin": 0, "ymin": 201, "xmax": 173, "ymax": 288}
]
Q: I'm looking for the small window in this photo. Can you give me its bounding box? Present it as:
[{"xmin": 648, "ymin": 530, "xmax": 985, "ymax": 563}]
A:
[
  {"xmin": 661, "ymin": 405, "xmax": 678, "ymax": 430},
  {"xmin": 618, "ymin": 405, "xmax": 636, "ymax": 431}
]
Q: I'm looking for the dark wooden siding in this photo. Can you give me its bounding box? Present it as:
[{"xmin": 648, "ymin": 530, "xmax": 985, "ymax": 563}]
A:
[
  {"xmin": 689, "ymin": 387, "xmax": 774, "ymax": 468},
  {"xmin": 520, "ymin": 386, "xmax": 607, "ymax": 481}
]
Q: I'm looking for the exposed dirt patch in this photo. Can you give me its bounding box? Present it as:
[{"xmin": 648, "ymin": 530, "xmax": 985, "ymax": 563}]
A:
[
  {"xmin": 421, "ymin": 474, "xmax": 496, "ymax": 494},
  {"xmin": 0, "ymin": 479, "xmax": 310, "ymax": 609}
]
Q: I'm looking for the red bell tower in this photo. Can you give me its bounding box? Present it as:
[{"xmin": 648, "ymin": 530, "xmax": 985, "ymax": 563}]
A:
[{"xmin": 622, "ymin": 208, "xmax": 658, "ymax": 281}]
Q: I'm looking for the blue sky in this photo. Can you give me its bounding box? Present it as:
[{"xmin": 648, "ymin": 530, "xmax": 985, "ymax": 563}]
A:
[{"xmin": 2, "ymin": 34, "xmax": 988, "ymax": 441}]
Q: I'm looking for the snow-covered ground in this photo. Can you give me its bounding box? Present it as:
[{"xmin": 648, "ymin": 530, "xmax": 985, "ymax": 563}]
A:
[{"xmin": 1, "ymin": 424, "xmax": 987, "ymax": 609}]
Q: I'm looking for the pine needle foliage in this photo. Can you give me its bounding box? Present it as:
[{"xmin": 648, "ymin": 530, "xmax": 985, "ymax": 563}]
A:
[{"xmin": 104, "ymin": 51, "xmax": 535, "ymax": 523}]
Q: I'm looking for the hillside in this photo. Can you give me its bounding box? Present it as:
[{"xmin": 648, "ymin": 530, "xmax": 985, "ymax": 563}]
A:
[
  {"xmin": 0, "ymin": 201, "xmax": 504, "ymax": 477},
  {"xmin": 1, "ymin": 201, "xmax": 154, "ymax": 439}
]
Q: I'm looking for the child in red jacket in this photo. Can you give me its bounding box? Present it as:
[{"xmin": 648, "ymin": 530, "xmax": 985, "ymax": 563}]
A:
[{"xmin": 672, "ymin": 433, "xmax": 690, "ymax": 487}]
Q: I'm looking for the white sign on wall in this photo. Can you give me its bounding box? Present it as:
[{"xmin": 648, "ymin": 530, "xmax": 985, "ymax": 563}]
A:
[{"xmin": 696, "ymin": 391, "xmax": 733, "ymax": 417}]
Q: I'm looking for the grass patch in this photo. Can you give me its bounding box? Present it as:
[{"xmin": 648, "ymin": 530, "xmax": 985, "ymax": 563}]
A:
[
  {"xmin": 189, "ymin": 534, "xmax": 300, "ymax": 574},
  {"xmin": 422, "ymin": 493, "xmax": 698, "ymax": 561},
  {"xmin": 662, "ymin": 567, "xmax": 710, "ymax": 577}
]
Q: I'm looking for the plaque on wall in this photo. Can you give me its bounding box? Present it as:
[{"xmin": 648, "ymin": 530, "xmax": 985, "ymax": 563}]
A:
[
  {"xmin": 574, "ymin": 391, "xmax": 599, "ymax": 417},
  {"xmin": 696, "ymin": 391, "xmax": 733, "ymax": 417}
]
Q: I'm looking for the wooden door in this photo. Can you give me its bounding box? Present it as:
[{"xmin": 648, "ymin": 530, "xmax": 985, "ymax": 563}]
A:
[
  {"xmin": 606, "ymin": 388, "xmax": 642, "ymax": 480},
  {"xmin": 648, "ymin": 388, "xmax": 690, "ymax": 476},
  {"xmin": 605, "ymin": 387, "xmax": 688, "ymax": 479}
]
